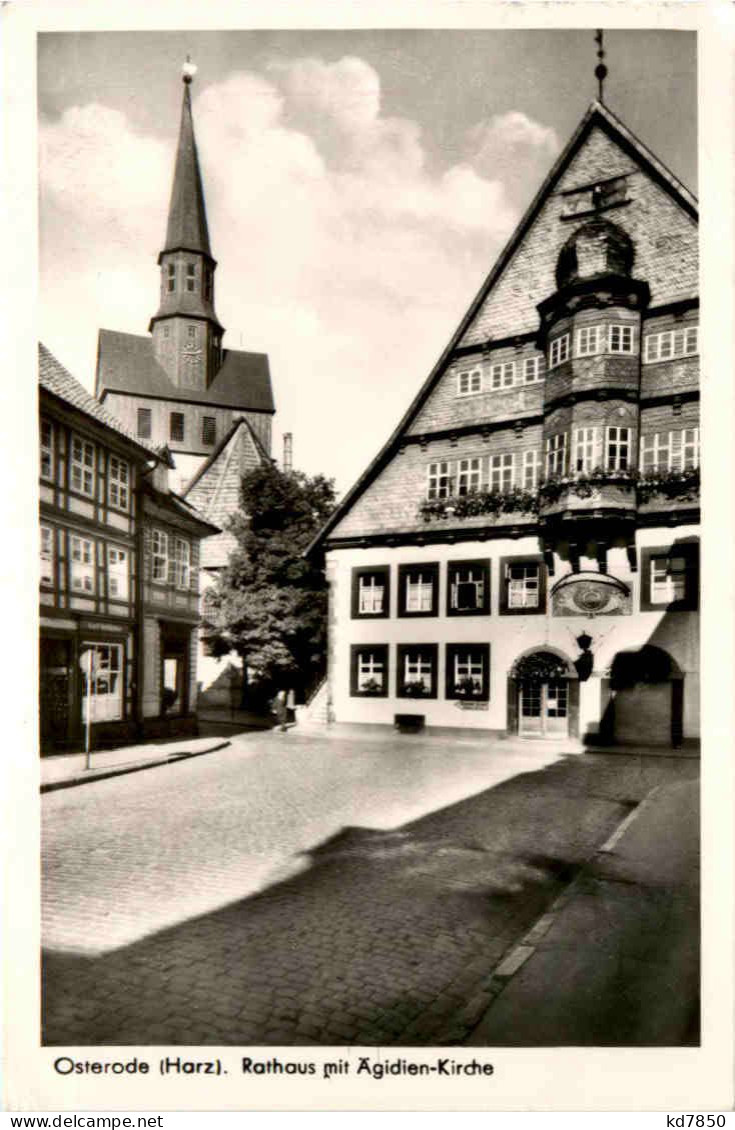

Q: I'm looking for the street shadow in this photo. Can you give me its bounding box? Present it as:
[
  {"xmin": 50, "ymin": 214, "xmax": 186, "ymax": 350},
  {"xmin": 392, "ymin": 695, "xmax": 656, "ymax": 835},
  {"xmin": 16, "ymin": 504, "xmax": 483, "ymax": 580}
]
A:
[{"xmin": 42, "ymin": 749, "xmax": 699, "ymax": 1048}]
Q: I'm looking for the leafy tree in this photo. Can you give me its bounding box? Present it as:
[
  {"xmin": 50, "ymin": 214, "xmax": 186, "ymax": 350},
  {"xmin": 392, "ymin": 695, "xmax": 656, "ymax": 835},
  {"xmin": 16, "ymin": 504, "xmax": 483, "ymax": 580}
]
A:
[{"xmin": 201, "ymin": 462, "xmax": 336, "ymax": 707}]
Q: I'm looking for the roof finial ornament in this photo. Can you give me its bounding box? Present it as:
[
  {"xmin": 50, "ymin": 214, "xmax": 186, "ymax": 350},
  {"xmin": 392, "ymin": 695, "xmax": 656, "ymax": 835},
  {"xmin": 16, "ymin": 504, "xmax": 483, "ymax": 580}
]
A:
[
  {"xmin": 594, "ymin": 29, "xmax": 608, "ymax": 103},
  {"xmin": 182, "ymin": 55, "xmax": 197, "ymax": 85}
]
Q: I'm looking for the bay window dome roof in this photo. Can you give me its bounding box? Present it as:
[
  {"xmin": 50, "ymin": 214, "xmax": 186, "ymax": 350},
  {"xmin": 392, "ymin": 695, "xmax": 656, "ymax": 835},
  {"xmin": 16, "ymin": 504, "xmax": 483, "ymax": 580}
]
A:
[{"xmin": 556, "ymin": 216, "xmax": 635, "ymax": 289}]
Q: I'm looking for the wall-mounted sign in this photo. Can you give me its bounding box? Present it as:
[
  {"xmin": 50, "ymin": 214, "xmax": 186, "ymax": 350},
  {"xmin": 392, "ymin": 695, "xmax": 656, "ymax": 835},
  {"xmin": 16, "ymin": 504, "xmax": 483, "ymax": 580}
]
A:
[{"xmin": 551, "ymin": 572, "xmax": 631, "ymax": 618}]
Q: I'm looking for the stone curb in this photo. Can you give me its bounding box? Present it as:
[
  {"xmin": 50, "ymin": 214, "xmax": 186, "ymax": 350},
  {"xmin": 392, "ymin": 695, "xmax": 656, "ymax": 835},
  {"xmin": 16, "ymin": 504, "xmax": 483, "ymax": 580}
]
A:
[
  {"xmin": 40, "ymin": 741, "xmax": 231, "ymax": 794},
  {"xmin": 431, "ymin": 786, "xmax": 660, "ymax": 1045}
]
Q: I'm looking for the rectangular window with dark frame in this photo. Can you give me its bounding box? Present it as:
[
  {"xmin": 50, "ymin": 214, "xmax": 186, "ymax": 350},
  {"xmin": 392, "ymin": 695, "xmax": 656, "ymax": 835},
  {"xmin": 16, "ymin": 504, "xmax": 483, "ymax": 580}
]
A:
[
  {"xmin": 137, "ymin": 408, "xmax": 152, "ymax": 439},
  {"xmin": 166, "ymin": 263, "xmax": 176, "ymax": 293},
  {"xmin": 500, "ymin": 555, "xmax": 547, "ymax": 615},
  {"xmin": 396, "ymin": 644, "xmax": 438, "ymax": 700},
  {"xmin": 398, "ymin": 562, "xmax": 439, "ymax": 617},
  {"xmin": 350, "ymin": 644, "xmax": 389, "ymax": 697},
  {"xmin": 640, "ymin": 544, "xmax": 698, "ymax": 612},
  {"xmin": 170, "ymin": 412, "xmax": 185, "ymax": 443},
  {"xmin": 445, "ymin": 644, "xmax": 490, "ymax": 701},
  {"xmin": 447, "ymin": 559, "xmax": 490, "ymax": 616},
  {"xmin": 201, "ymin": 416, "xmax": 216, "ymax": 445},
  {"xmin": 186, "ymin": 263, "xmax": 196, "ymax": 293},
  {"xmin": 351, "ymin": 566, "xmax": 390, "ymax": 618}
]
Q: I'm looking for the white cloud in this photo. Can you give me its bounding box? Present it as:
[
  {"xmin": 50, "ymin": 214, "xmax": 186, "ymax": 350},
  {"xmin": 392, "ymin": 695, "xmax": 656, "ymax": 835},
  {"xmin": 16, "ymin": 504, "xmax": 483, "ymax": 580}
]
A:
[
  {"xmin": 469, "ymin": 110, "xmax": 560, "ymax": 158},
  {"xmin": 39, "ymin": 58, "xmax": 558, "ymax": 491}
]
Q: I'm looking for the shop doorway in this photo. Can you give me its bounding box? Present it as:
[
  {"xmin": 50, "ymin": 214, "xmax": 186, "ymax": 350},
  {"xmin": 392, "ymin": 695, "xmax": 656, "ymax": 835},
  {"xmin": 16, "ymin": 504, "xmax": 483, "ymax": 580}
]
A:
[
  {"xmin": 40, "ymin": 636, "xmax": 73, "ymax": 751},
  {"xmin": 160, "ymin": 627, "xmax": 190, "ymax": 717}
]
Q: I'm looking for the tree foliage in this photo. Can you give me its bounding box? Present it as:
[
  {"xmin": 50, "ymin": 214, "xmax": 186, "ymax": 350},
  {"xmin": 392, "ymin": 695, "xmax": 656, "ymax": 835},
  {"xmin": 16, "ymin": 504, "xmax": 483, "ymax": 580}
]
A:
[{"xmin": 201, "ymin": 463, "xmax": 336, "ymax": 701}]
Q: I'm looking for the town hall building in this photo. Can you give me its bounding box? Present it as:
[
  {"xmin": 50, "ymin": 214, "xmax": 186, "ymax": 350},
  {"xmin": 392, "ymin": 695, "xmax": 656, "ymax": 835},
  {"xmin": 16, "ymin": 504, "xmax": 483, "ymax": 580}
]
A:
[{"xmin": 308, "ymin": 97, "xmax": 699, "ymax": 747}]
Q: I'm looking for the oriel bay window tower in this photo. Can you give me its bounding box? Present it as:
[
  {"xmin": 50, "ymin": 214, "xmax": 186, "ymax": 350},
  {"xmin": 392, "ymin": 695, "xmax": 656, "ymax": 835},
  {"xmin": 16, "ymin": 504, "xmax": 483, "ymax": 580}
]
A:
[{"xmin": 308, "ymin": 97, "xmax": 699, "ymax": 747}]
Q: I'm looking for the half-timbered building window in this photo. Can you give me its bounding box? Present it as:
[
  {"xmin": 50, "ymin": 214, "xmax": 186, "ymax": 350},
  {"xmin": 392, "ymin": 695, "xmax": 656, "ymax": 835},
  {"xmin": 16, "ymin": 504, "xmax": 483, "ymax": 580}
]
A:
[
  {"xmin": 70, "ymin": 535, "xmax": 95, "ymax": 593},
  {"xmin": 40, "ymin": 419, "xmax": 54, "ymax": 481},
  {"xmin": 427, "ymin": 461, "xmax": 452, "ymax": 501},
  {"xmin": 173, "ymin": 538, "xmax": 190, "ymax": 589},
  {"xmin": 489, "ymin": 453, "xmax": 514, "ymax": 490},
  {"xmin": 40, "ymin": 525, "xmax": 54, "ymax": 586},
  {"xmin": 545, "ymin": 433, "xmax": 567, "ymax": 475},
  {"xmin": 606, "ymin": 426, "xmax": 631, "ymax": 470},
  {"xmin": 152, "ymin": 529, "xmax": 169, "ymax": 583},
  {"xmin": 71, "ymin": 436, "xmax": 95, "ymax": 497},
  {"xmin": 108, "ymin": 456, "xmax": 129, "ymax": 510},
  {"xmin": 457, "ymin": 457, "xmax": 482, "ymax": 496}
]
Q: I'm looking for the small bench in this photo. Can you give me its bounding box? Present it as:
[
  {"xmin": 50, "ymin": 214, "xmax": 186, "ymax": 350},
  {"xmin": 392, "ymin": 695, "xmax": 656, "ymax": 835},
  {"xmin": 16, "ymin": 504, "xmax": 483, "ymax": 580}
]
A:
[{"xmin": 394, "ymin": 713, "xmax": 425, "ymax": 734}]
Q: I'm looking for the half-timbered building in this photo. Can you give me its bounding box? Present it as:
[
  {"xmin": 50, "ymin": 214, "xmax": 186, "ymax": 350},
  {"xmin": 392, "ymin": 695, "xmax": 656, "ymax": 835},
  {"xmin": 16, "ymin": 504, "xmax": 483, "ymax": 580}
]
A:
[{"xmin": 308, "ymin": 99, "xmax": 699, "ymax": 748}]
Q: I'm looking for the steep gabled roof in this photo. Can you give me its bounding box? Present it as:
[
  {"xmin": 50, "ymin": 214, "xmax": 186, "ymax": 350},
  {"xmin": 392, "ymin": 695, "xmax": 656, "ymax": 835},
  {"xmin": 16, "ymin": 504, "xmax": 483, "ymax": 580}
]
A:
[
  {"xmin": 182, "ymin": 415, "xmax": 271, "ymax": 568},
  {"xmin": 96, "ymin": 329, "xmax": 275, "ymax": 413},
  {"xmin": 39, "ymin": 343, "xmax": 166, "ymax": 463},
  {"xmin": 306, "ymin": 100, "xmax": 698, "ymax": 556}
]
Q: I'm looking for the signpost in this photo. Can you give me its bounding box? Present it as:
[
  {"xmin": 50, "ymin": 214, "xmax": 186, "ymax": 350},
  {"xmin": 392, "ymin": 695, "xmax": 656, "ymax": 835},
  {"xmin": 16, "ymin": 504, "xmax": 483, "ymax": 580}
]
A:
[{"xmin": 79, "ymin": 645, "xmax": 95, "ymax": 770}]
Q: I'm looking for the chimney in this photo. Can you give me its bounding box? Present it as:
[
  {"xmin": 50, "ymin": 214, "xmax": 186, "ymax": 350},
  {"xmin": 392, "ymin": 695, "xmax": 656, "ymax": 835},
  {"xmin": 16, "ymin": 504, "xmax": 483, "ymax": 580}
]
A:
[{"xmin": 283, "ymin": 432, "xmax": 293, "ymax": 472}]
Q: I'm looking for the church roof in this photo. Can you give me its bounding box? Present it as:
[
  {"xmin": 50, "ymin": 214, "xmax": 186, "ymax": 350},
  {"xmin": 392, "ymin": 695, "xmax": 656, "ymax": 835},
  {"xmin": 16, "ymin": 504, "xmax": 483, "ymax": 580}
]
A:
[
  {"xmin": 163, "ymin": 82, "xmax": 211, "ymax": 259},
  {"xmin": 96, "ymin": 329, "xmax": 275, "ymax": 413},
  {"xmin": 306, "ymin": 99, "xmax": 698, "ymax": 556},
  {"xmin": 182, "ymin": 416, "xmax": 271, "ymax": 568},
  {"xmin": 39, "ymin": 343, "xmax": 166, "ymax": 463}
]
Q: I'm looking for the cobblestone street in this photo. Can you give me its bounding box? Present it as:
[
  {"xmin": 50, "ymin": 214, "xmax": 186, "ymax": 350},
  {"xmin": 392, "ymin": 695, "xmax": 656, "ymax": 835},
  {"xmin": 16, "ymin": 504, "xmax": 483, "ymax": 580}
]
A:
[{"xmin": 42, "ymin": 732, "xmax": 699, "ymax": 1045}]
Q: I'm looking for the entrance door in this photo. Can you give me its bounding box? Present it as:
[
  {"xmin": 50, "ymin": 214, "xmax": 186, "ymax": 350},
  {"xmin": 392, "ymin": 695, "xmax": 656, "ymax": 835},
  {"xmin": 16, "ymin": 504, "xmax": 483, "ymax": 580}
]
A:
[
  {"xmin": 613, "ymin": 683, "xmax": 672, "ymax": 746},
  {"xmin": 40, "ymin": 637, "xmax": 73, "ymax": 751},
  {"xmin": 519, "ymin": 679, "xmax": 569, "ymax": 738}
]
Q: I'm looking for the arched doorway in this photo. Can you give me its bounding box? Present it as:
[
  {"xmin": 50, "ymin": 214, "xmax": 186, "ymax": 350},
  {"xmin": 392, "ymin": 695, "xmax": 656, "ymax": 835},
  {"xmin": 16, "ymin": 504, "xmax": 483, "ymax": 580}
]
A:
[
  {"xmin": 604, "ymin": 645, "xmax": 683, "ymax": 747},
  {"xmin": 508, "ymin": 649, "xmax": 579, "ymax": 739}
]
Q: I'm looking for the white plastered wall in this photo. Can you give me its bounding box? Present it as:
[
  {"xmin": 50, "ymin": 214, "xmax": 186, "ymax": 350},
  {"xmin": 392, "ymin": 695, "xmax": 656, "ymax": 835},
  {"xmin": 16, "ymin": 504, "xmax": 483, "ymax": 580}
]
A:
[{"xmin": 326, "ymin": 522, "xmax": 699, "ymax": 738}]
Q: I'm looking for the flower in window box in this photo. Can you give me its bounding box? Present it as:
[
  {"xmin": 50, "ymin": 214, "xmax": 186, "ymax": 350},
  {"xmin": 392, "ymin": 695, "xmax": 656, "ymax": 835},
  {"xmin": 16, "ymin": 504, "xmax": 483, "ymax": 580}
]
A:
[
  {"xmin": 360, "ymin": 677, "xmax": 383, "ymax": 696},
  {"xmin": 402, "ymin": 679, "xmax": 429, "ymax": 697},
  {"xmin": 454, "ymin": 676, "xmax": 481, "ymax": 699}
]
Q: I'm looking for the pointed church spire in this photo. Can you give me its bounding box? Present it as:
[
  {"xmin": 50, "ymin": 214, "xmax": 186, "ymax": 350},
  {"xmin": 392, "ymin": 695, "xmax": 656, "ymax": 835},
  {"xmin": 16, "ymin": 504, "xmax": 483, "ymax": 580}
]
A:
[
  {"xmin": 162, "ymin": 60, "xmax": 211, "ymax": 257},
  {"xmin": 150, "ymin": 60, "xmax": 224, "ymax": 389}
]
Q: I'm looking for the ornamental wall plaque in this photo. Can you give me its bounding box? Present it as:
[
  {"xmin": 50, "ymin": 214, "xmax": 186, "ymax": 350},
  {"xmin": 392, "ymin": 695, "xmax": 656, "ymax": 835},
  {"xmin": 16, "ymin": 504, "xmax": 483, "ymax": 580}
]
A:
[{"xmin": 551, "ymin": 572, "xmax": 631, "ymax": 617}]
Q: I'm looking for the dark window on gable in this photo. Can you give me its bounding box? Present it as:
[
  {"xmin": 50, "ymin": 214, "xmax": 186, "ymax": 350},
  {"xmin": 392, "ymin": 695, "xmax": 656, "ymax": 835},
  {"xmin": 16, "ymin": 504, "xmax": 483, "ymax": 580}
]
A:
[
  {"xmin": 396, "ymin": 644, "xmax": 438, "ymax": 699},
  {"xmin": 350, "ymin": 644, "xmax": 389, "ymax": 697},
  {"xmin": 137, "ymin": 408, "xmax": 152, "ymax": 439},
  {"xmin": 170, "ymin": 413, "xmax": 185, "ymax": 443},
  {"xmin": 640, "ymin": 544, "xmax": 698, "ymax": 612},
  {"xmin": 447, "ymin": 559, "xmax": 490, "ymax": 616},
  {"xmin": 201, "ymin": 417, "xmax": 216, "ymax": 446},
  {"xmin": 445, "ymin": 644, "xmax": 490, "ymax": 701},
  {"xmin": 397, "ymin": 563, "xmax": 439, "ymax": 618},
  {"xmin": 499, "ymin": 555, "xmax": 547, "ymax": 615},
  {"xmin": 351, "ymin": 566, "xmax": 390, "ymax": 619}
]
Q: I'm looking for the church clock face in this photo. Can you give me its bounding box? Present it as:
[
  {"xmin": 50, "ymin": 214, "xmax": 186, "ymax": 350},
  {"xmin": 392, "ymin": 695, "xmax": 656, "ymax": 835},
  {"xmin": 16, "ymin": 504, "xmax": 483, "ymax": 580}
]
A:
[{"xmin": 181, "ymin": 349, "xmax": 202, "ymax": 387}]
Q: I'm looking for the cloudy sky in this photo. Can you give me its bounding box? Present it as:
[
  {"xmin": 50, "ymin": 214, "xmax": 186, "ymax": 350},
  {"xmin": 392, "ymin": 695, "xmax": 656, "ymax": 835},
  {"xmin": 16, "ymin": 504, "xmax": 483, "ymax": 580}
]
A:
[{"xmin": 38, "ymin": 29, "xmax": 696, "ymax": 495}]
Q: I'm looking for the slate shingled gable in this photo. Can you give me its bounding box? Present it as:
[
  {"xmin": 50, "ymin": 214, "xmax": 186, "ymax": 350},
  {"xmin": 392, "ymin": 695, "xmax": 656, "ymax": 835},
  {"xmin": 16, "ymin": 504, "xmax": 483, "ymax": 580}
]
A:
[
  {"xmin": 183, "ymin": 417, "xmax": 271, "ymax": 568},
  {"xmin": 305, "ymin": 99, "xmax": 698, "ymax": 556}
]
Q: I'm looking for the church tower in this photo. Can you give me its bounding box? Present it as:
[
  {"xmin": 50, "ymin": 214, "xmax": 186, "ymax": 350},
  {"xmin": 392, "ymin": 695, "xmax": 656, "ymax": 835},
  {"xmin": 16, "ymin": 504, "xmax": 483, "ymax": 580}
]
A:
[
  {"xmin": 97, "ymin": 61, "xmax": 274, "ymax": 490},
  {"xmin": 149, "ymin": 61, "xmax": 224, "ymax": 392}
]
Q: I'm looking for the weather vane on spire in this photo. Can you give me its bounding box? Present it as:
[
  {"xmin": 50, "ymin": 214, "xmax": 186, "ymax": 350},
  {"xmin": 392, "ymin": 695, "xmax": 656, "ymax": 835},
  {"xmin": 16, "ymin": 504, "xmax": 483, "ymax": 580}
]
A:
[
  {"xmin": 594, "ymin": 30, "xmax": 608, "ymax": 103},
  {"xmin": 182, "ymin": 55, "xmax": 197, "ymax": 85}
]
